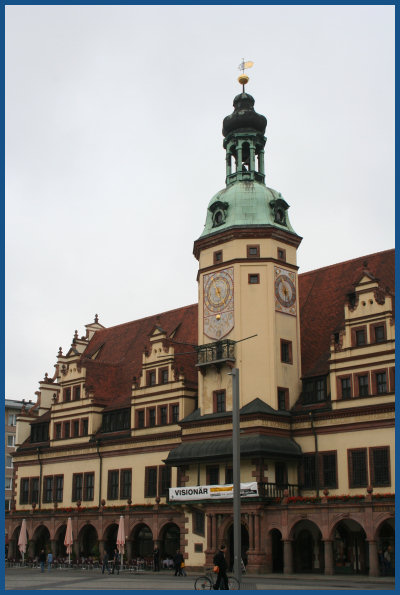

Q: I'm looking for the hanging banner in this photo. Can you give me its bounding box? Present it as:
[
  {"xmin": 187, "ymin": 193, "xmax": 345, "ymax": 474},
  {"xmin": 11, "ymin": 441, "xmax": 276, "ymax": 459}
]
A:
[{"xmin": 169, "ymin": 482, "xmax": 258, "ymax": 502}]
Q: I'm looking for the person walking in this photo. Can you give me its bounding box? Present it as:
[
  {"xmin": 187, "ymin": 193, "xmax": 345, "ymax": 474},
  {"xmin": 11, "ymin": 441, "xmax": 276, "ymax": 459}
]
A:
[
  {"xmin": 213, "ymin": 544, "xmax": 229, "ymax": 590},
  {"xmin": 153, "ymin": 546, "xmax": 160, "ymax": 572},
  {"xmin": 111, "ymin": 549, "xmax": 120, "ymax": 575},
  {"xmin": 102, "ymin": 551, "xmax": 110, "ymax": 574},
  {"xmin": 47, "ymin": 551, "xmax": 53, "ymax": 571},
  {"xmin": 38, "ymin": 549, "xmax": 46, "ymax": 573},
  {"xmin": 174, "ymin": 549, "xmax": 184, "ymax": 576}
]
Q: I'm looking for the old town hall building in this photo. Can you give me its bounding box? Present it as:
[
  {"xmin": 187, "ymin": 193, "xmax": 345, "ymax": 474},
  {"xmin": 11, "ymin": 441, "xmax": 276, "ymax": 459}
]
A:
[{"xmin": 6, "ymin": 86, "xmax": 395, "ymax": 576}]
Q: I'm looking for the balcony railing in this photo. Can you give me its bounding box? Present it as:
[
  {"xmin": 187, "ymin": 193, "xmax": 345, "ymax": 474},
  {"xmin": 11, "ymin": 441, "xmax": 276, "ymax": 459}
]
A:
[
  {"xmin": 258, "ymin": 482, "xmax": 299, "ymax": 499},
  {"xmin": 196, "ymin": 340, "xmax": 236, "ymax": 368}
]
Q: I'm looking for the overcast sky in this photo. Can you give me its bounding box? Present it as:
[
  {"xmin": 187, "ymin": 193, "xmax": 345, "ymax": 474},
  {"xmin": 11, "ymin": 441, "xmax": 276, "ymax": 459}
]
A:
[{"xmin": 5, "ymin": 5, "xmax": 394, "ymax": 400}]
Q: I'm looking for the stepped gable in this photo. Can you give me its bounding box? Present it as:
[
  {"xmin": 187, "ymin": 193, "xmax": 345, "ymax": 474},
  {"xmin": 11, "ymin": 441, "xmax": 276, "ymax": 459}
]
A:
[
  {"xmin": 82, "ymin": 304, "xmax": 198, "ymax": 409},
  {"xmin": 298, "ymin": 249, "xmax": 395, "ymax": 378}
]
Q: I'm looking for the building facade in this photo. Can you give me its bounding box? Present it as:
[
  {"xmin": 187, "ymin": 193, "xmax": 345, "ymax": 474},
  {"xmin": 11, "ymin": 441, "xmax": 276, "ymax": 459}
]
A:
[{"xmin": 6, "ymin": 89, "xmax": 394, "ymax": 576}]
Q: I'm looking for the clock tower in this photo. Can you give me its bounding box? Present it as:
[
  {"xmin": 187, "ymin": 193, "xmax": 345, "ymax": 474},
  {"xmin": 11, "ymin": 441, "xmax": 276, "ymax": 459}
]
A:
[{"xmin": 193, "ymin": 83, "xmax": 302, "ymax": 415}]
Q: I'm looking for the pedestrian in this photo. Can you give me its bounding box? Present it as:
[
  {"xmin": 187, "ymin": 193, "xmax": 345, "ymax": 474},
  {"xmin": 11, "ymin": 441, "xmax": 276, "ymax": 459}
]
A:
[
  {"xmin": 38, "ymin": 549, "xmax": 46, "ymax": 573},
  {"xmin": 383, "ymin": 546, "xmax": 392, "ymax": 575},
  {"xmin": 102, "ymin": 551, "xmax": 110, "ymax": 574},
  {"xmin": 153, "ymin": 546, "xmax": 160, "ymax": 572},
  {"xmin": 213, "ymin": 544, "xmax": 229, "ymax": 590},
  {"xmin": 378, "ymin": 549, "xmax": 385, "ymax": 576},
  {"xmin": 174, "ymin": 549, "xmax": 184, "ymax": 576},
  {"xmin": 47, "ymin": 551, "xmax": 53, "ymax": 571},
  {"xmin": 111, "ymin": 549, "xmax": 120, "ymax": 575}
]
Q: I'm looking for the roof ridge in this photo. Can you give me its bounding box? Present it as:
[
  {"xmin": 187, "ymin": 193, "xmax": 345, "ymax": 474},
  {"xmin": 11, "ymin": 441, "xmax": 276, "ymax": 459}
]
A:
[
  {"xmin": 94, "ymin": 303, "xmax": 198, "ymax": 334},
  {"xmin": 299, "ymin": 248, "xmax": 394, "ymax": 278}
]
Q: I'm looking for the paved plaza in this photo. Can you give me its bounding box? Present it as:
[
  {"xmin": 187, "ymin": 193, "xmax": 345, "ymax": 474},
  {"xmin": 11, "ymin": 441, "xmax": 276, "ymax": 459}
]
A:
[{"xmin": 5, "ymin": 567, "xmax": 395, "ymax": 590}]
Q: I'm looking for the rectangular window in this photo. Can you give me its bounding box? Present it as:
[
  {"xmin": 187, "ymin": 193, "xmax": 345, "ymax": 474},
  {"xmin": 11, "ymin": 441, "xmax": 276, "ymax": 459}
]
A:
[
  {"xmin": 321, "ymin": 452, "xmax": 337, "ymax": 489},
  {"xmin": 159, "ymin": 466, "xmax": 171, "ymax": 497},
  {"xmin": 84, "ymin": 472, "xmax": 94, "ymax": 501},
  {"xmin": 160, "ymin": 406, "xmax": 168, "ymax": 425},
  {"xmin": 20, "ymin": 478, "xmax": 29, "ymax": 504},
  {"xmin": 355, "ymin": 329, "xmax": 366, "ymax": 346},
  {"xmin": 64, "ymin": 387, "xmax": 71, "ymax": 402},
  {"xmin": 82, "ymin": 419, "xmax": 88, "ymax": 436},
  {"xmin": 72, "ymin": 474, "xmax": 83, "ymax": 501},
  {"xmin": 5, "ymin": 477, "xmax": 12, "ymax": 490},
  {"xmin": 206, "ymin": 465, "xmax": 219, "ymax": 486},
  {"xmin": 30, "ymin": 477, "xmax": 39, "ymax": 504},
  {"xmin": 64, "ymin": 422, "xmax": 70, "ymax": 439},
  {"xmin": 370, "ymin": 447, "xmax": 390, "ymax": 487},
  {"xmin": 280, "ymin": 340, "xmax": 292, "ymax": 364},
  {"xmin": 55, "ymin": 423, "xmax": 62, "ymax": 439},
  {"xmin": 8, "ymin": 414, "xmax": 17, "ymax": 426},
  {"xmin": 161, "ymin": 369, "xmax": 168, "ymax": 384},
  {"xmin": 248, "ymin": 273, "xmax": 260, "ymax": 284},
  {"xmin": 341, "ymin": 377, "xmax": 351, "ymax": 399},
  {"xmin": 348, "ymin": 449, "xmax": 368, "ymax": 488},
  {"xmin": 302, "ymin": 454, "xmax": 316, "ymax": 489},
  {"xmin": 148, "ymin": 371, "xmax": 156, "ymax": 386},
  {"xmin": 149, "ymin": 408, "xmax": 156, "ymax": 427},
  {"xmin": 194, "ymin": 511, "xmax": 205, "ymax": 535},
  {"xmin": 55, "ymin": 475, "xmax": 63, "ymax": 502},
  {"xmin": 137, "ymin": 410, "xmax": 145, "ymax": 429},
  {"xmin": 373, "ymin": 324, "xmax": 386, "ymax": 343},
  {"xmin": 215, "ymin": 390, "xmax": 226, "ymax": 413},
  {"xmin": 145, "ymin": 467, "xmax": 158, "ymax": 498},
  {"xmin": 7, "ymin": 435, "xmax": 15, "ymax": 447},
  {"xmin": 278, "ymin": 388, "xmax": 288, "ymax": 411},
  {"xmin": 358, "ymin": 374, "xmax": 369, "ymax": 397},
  {"xmin": 172, "ymin": 405, "xmax": 179, "ymax": 424},
  {"xmin": 303, "ymin": 377, "xmax": 327, "ymax": 404},
  {"xmin": 213, "ymin": 250, "xmax": 223, "ymax": 264},
  {"xmin": 277, "ymin": 247, "xmax": 286, "ymax": 261},
  {"xmin": 108, "ymin": 470, "xmax": 119, "ymax": 500},
  {"xmin": 44, "ymin": 476, "xmax": 54, "ymax": 503},
  {"xmin": 225, "ymin": 467, "xmax": 233, "ymax": 485},
  {"xmin": 247, "ymin": 245, "xmax": 260, "ymax": 258},
  {"xmin": 6, "ymin": 456, "xmax": 13, "ymax": 468},
  {"xmin": 120, "ymin": 469, "xmax": 132, "ymax": 499},
  {"xmin": 74, "ymin": 385, "xmax": 81, "ymax": 400},
  {"xmin": 376, "ymin": 372, "xmax": 387, "ymax": 394},
  {"xmin": 73, "ymin": 420, "xmax": 80, "ymax": 437},
  {"xmin": 316, "ymin": 379, "xmax": 326, "ymax": 401}
]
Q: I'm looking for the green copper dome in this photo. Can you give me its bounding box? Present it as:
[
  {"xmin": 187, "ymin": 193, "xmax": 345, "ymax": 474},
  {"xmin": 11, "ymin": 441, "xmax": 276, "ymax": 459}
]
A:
[{"xmin": 199, "ymin": 180, "xmax": 297, "ymax": 239}]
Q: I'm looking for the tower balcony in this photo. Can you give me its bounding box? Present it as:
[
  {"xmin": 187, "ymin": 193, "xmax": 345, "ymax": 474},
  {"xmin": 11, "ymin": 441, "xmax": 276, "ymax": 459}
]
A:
[{"xmin": 196, "ymin": 340, "xmax": 235, "ymax": 370}]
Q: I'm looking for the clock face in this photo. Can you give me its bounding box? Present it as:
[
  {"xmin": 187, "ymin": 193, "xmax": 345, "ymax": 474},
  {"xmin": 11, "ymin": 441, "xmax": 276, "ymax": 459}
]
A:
[
  {"xmin": 203, "ymin": 267, "xmax": 234, "ymax": 340},
  {"xmin": 275, "ymin": 267, "xmax": 297, "ymax": 316}
]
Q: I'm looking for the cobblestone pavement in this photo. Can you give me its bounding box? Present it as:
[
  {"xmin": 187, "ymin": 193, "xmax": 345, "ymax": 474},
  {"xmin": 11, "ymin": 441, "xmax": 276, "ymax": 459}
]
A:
[{"xmin": 5, "ymin": 567, "xmax": 395, "ymax": 590}]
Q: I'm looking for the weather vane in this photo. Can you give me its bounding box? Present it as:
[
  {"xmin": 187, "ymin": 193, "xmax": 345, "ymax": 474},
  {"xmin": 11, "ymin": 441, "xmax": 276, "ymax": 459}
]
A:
[{"xmin": 237, "ymin": 59, "xmax": 254, "ymax": 91}]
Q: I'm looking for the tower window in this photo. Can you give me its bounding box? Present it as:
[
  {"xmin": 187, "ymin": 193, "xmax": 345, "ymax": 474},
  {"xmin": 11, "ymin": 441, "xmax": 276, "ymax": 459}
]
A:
[
  {"xmin": 277, "ymin": 388, "xmax": 288, "ymax": 410},
  {"xmin": 247, "ymin": 245, "xmax": 260, "ymax": 258},
  {"xmin": 248, "ymin": 274, "xmax": 260, "ymax": 284},
  {"xmin": 280, "ymin": 339, "xmax": 292, "ymax": 364},
  {"xmin": 277, "ymin": 247, "xmax": 286, "ymax": 261},
  {"xmin": 214, "ymin": 390, "xmax": 226, "ymax": 413},
  {"xmin": 213, "ymin": 250, "xmax": 223, "ymax": 264}
]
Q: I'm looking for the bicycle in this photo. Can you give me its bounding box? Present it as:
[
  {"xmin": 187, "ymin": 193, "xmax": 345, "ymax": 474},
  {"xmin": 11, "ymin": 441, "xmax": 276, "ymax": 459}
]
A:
[{"xmin": 194, "ymin": 567, "xmax": 240, "ymax": 590}]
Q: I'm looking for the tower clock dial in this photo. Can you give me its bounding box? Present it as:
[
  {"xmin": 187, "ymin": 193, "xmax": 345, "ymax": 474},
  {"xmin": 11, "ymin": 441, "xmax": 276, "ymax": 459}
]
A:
[
  {"xmin": 203, "ymin": 267, "xmax": 234, "ymax": 339},
  {"xmin": 274, "ymin": 267, "xmax": 297, "ymax": 315}
]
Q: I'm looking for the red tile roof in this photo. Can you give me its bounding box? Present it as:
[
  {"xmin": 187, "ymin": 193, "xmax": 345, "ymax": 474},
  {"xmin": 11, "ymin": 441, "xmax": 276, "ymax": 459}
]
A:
[
  {"xmin": 298, "ymin": 249, "xmax": 395, "ymax": 378},
  {"xmin": 70, "ymin": 249, "xmax": 394, "ymax": 407},
  {"xmin": 82, "ymin": 304, "xmax": 198, "ymax": 409}
]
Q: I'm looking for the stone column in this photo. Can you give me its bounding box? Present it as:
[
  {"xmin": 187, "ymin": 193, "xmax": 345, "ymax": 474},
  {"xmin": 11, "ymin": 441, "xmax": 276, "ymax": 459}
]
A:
[
  {"xmin": 254, "ymin": 514, "xmax": 260, "ymax": 551},
  {"xmin": 50, "ymin": 539, "xmax": 57, "ymax": 556},
  {"xmin": 249, "ymin": 513, "xmax": 255, "ymax": 550},
  {"xmin": 206, "ymin": 514, "xmax": 212, "ymax": 551},
  {"xmin": 368, "ymin": 541, "xmax": 380, "ymax": 577},
  {"xmin": 324, "ymin": 540, "xmax": 334, "ymax": 575},
  {"xmin": 211, "ymin": 515, "xmax": 217, "ymax": 550},
  {"xmin": 249, "ymin": 146, "xmax": 255, "ymax": 172},
  {"xmin": 125, "ymin": 539, "xmax": 133, "ymax": 562},
  {"xmin": 283, "ymin": 540, "xmax": 293, "ymax": 574}
]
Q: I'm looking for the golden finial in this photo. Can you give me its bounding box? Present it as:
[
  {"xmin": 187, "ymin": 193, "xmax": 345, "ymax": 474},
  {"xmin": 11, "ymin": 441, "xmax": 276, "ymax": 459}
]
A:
[{"xmin": 238, "ymin": 59, "xmax": 254, "ymax": 89}]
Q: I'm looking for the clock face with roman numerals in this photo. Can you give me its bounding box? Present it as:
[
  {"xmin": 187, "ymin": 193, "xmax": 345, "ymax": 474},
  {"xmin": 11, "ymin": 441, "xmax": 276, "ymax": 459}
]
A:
[
  {"xmin": 275, "ymin": 267, "xmax": 297, "ymax": 316},
  {"xmin": 203, "ymin": 267, "xmax": 234, "ymax": 340}
]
